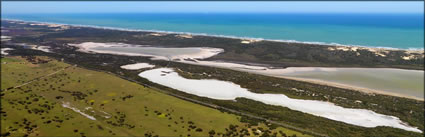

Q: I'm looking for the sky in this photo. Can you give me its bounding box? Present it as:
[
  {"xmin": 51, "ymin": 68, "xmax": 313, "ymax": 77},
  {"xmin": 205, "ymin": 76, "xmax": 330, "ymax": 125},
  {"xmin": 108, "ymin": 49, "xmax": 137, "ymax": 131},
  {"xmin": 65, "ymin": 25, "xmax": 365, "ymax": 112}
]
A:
[{"xmin": 1, "ymin": 1, "xmax": 424, "ymax": 14}]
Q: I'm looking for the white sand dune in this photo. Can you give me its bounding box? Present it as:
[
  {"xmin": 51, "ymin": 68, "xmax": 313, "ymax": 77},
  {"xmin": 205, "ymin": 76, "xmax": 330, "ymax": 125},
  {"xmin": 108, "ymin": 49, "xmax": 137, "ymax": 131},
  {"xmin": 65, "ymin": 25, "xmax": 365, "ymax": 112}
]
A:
[
  {"xmin": 120, "ymin": 63, "xmax": 155, "ymax": 70},
  {"xmin": 139, "ymin": 68, "xmax": 422, "ymax": 133}
]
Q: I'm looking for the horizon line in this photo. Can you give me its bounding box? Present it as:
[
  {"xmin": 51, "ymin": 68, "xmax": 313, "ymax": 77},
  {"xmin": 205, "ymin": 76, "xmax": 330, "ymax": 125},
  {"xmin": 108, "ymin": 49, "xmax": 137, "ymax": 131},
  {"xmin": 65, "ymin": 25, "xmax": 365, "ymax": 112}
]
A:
[{"xmin": 2, "ymin": 12, "xmax": 424, "ymax": 14}]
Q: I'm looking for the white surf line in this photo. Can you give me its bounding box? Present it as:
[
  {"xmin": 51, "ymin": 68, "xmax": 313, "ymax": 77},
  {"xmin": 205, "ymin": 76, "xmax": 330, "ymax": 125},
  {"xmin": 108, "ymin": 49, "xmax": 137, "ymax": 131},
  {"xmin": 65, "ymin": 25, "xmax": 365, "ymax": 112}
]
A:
[
  {"xmin": 62, "ymin": 102, "xmax": 96, "ymax": 120},
  {"xmin": 139, "ymin": 68, "xmax": 422, "ymax": 133}
]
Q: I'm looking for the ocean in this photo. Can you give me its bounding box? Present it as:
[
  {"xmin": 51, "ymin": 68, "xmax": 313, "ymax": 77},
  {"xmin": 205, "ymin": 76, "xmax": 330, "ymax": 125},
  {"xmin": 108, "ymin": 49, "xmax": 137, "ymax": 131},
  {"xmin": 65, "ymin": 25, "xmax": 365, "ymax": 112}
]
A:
[{"xmin": 2, "ymin": 13, "xmax": 424, "ymax": 49}]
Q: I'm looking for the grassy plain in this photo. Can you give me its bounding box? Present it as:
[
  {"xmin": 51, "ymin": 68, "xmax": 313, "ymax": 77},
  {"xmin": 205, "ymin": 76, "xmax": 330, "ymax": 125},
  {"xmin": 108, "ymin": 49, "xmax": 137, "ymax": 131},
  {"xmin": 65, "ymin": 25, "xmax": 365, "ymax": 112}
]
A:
[{"xmin": 1, "ymin": 56, "xmax": 309, "ymax": 137}]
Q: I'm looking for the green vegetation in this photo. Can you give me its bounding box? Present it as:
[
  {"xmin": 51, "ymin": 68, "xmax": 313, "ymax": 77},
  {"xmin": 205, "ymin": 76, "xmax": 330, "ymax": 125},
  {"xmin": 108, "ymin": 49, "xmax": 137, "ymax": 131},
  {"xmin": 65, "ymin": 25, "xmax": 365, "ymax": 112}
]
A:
[
  {"xmin": 1, "ymin": 56, "xmax": 309, "ymax": 137},
  {"xmin": 2, "ymin": 20, "xmax": 423, "ymax": 137},
  {"xmin": 1, "ymin": 56, "xmax": 66, "ymax": 88}
]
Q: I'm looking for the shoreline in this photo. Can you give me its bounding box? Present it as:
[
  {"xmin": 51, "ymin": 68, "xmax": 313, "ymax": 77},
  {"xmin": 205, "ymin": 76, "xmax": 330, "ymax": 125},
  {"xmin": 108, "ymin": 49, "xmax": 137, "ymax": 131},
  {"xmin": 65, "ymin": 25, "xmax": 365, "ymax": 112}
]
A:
[{"xmin": 2, "ymin": 19, "xmax": 424, "ymax": 52}]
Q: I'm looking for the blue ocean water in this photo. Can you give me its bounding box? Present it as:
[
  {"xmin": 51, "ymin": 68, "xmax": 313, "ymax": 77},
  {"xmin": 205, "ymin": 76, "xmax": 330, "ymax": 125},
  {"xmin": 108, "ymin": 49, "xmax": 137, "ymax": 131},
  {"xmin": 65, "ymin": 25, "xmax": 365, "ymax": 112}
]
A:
[{"xmin": 2, "ymin": 13, "xmax": 424, "ymax": 49}]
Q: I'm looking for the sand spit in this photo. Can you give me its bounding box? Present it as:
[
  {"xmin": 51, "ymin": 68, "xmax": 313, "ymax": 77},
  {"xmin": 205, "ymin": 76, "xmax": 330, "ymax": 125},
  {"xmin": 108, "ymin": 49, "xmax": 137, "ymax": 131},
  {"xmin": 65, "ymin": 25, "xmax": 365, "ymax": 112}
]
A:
[
  {"xmin": 1, "ymin": 48, "xmax": 14, "ymax": 55},
  {"xmin": 120, "ymin": 63, "xmax": 155, "ymax": 70},
  {"xmin": 62, "ymin": 102, "xmax": 96, "ymax": 120},
  {"xmin": 139, "ymin": 68, "xmax": 422, "ymax": 133},
  {"xmin": 70, "ymin": 42, "xmax": 224, "ymax": 60}
]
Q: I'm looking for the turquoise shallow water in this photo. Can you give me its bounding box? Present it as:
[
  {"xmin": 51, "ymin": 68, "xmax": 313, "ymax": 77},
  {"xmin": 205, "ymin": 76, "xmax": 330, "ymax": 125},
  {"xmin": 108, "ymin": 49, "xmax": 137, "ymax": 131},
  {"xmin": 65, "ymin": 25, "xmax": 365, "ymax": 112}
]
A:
[{"xmin": 2, "ymin": 13, "xmax": 424, "ymax": 49}]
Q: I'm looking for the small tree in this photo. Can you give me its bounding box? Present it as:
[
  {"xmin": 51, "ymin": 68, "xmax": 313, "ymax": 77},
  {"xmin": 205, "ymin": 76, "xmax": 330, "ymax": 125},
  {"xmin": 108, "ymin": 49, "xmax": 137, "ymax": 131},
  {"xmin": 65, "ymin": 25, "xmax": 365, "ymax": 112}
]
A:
[{"xmin": 208, "ymin": 130, "xmax": 216, "ymax": 136}]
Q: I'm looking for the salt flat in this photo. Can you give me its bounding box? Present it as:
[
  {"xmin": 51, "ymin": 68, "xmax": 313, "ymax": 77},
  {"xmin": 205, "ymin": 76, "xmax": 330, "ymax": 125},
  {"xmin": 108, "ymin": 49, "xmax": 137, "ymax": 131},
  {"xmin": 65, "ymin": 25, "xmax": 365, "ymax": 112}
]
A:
[
  {"xmin": 70, "ymin": 42, "xmax": 223, "ymax": 60},
  {"xmin": 1, "ymin": 48, "xmax": 14, "ymax": 55},
  {"xmin": 139, "ymin": 68, "xmax": 422, "ymax": 133},
  {"xmin": 120, "ymin": 63, "xmax": 155, "ymax": 70}
]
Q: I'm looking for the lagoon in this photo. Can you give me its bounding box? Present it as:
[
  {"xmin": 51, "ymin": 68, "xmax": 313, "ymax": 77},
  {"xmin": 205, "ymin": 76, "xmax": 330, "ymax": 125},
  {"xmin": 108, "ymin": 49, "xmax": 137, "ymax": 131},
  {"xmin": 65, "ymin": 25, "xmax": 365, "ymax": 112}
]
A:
[
  {"xmin": 276, "ymin": 67, "xmax": 424, "ymax": 100},
  {"xmin": 72, "ymin": 42, "xmax": 424, "ymax": 100},
  {"xmin": 181, "ymin": 60, "xmax": 424, "ymax": 100}
]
